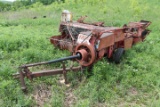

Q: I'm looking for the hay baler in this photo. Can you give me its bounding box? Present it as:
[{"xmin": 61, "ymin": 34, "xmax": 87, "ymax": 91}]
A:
[{"xmin": 13, "ymin": 10, "xmax": 151, "ymax": 91}]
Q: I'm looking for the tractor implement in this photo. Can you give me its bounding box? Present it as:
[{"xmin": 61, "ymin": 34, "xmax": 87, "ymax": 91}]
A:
[{"xmin": 13, "ymin": 10, "xmax": 151, "ymax": 91}]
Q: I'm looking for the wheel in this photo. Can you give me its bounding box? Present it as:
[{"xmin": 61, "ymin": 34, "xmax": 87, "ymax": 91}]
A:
[{"xmin": 113, "ymin": 48, "xmax": 124, "ymax": 64}]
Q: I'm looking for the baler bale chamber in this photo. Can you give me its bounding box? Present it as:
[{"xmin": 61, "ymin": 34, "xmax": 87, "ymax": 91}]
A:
[
  {"xmin": 50, "ymin": 15, "xmax": 151, "ymax": 65},
  {"xmin": 13, "ymin": 10, "xmax": 151, "ymax": 91}
]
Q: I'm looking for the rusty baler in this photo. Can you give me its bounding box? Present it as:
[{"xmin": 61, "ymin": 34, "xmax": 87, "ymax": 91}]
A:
[{"xmin": 13, "ymin": 10, "xmax": 151, "ymax": 91}]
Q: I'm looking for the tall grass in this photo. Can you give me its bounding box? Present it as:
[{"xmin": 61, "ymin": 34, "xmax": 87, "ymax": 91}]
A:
[{"xmin": 0, "ymin": 0, "xmax": 160, "ymax": 106}]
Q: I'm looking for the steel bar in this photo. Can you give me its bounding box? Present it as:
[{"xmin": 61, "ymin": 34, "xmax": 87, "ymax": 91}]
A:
[
  {"xmin": 29, "ymin": 66, "xmax": 81, "ymax": 78},
  {"xmin": 13, "ymin": 66, "xmax": 81, "ymax": 79},
  {"xmin": 20, "ymin": 54, "xmax": 81, "ymax": 68},
  {"xmin": 62, "ymin": 62, "xmax": 68, "ymax": 84},
  {"xmin": 19, "ymin": 68, "xmax": 27, "ymax": 91}
]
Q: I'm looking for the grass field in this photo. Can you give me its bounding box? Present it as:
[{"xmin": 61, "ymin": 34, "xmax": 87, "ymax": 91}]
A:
[{"xmin": 0, "ymin": 0, "xmax": 160, "ymax": 106}]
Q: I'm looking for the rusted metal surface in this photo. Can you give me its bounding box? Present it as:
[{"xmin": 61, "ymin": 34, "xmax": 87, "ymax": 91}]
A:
[
  {"xmin": 75, "ymin": 43, "xmax": 96, "ymax": 66},
  {"xmin": 13, "ymin": 64, "xmax": 82, "ymax": 91},
  {"xmin": 50, "ymin": 20, "xmax": 151, "ymax": 54},
  {"xmin": 124, "ymin": 37, "xmax": 133, "ymax": 49},
  {"xmin": 14, "ymin": 11, "xmax": 151, "ymax": 91}
]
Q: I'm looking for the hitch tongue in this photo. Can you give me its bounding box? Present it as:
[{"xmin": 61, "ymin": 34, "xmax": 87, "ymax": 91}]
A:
[{"xmin": 13, "ymin": 54, "xmax": 82, "ymax": 92}]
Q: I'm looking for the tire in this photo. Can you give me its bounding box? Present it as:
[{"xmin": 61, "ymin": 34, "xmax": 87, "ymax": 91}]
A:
[{"xmin": 113, "ymin": 48, "xmax": 125, "ymax": 64}]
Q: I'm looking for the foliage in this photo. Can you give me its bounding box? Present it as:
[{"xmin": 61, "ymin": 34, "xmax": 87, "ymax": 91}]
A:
[
  {"xmin": 0, "ymin": 0, "xmax": 160, "ymax": 106},
  {"xmin": 0, "ymin": 0, "xmax": 65, "ymax": 11},
  {"xmin": 0, "ymin": 2, "xmax": 11, "ymax": 11}
]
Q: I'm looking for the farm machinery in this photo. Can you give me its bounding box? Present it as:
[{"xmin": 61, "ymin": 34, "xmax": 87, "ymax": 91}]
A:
[{"xmin": 13, "ymin": 10, "xmax": 151, "ymax": 91}]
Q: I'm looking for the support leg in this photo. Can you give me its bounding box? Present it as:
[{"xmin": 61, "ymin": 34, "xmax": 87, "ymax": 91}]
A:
[
  {"xmin": 19, "ymin": 68, "xmax": 27, "ymax": 92},
  {"xmin": 62, "ymin": 62, "xmax": 68, "ymax": 84}
]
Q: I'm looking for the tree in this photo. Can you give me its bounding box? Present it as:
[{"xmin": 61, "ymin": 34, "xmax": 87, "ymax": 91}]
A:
[{"xmin": 0, "ymin": 2, "xmax": 11, "ymax": 11}]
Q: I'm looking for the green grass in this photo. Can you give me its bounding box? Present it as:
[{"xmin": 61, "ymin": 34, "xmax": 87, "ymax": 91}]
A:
[{"xmin": 0, "ymin": 0, "xmax": 160, "ymax": 106}]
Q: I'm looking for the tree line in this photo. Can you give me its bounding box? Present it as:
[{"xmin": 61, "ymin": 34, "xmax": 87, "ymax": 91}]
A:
[{"xmin": 0, "ymin": 0, "xmax": 65, "ymax": 11}]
